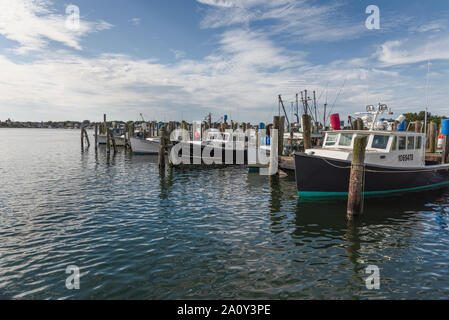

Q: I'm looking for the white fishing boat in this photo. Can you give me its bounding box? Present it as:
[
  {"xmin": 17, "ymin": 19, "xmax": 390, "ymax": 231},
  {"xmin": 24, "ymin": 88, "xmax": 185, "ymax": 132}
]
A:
[
  {"xmin": 97, "ymin": 134, "xmax": 126, "ymax": 146},
  {"xmin": 130, "ymin": 137, "xmax": 160, "ymax": 155},
  {"xmin": 294, "ymin": 103, "xmax": 449, "ymax": 199},
  {"xmin": 174, "ymin": 128, "xmax": 249, "ymax": 164}
]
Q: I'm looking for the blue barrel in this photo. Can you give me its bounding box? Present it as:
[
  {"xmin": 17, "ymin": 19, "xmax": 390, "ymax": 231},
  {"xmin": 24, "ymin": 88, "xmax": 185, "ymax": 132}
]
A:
[
  {"xmin": 398, "ymin": 120, "xmax": 406, "ymax": 131},
  {"xmin": 266, "ymin": 137, "xmax": 271, "ymax": 145},
  {"xmin": 442, "ymin": 119, "xmax": 449, "ymax": 136},
  {"xmin": 259, "ymin": 122, "xmax": 265, "ymax": 130}
]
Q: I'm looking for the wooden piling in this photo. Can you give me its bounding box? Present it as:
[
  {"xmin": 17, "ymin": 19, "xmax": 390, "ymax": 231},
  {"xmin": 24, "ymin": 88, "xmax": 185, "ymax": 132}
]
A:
[
  {"xmin": 415, "ymin": 121, "xmax": 422, "ymax": 133},
  {"xmin": 104, "ymin": 114, "xmax": 110, "ymax": 153},
  {"xmin": 94, "ymin": 123, "xmax": 98, "ymax": 150},
  {"xmin": 269, "ymin": 116, "xmax": 279, "ymax": 175},
  {"xmin": 442, "ymin": 135, "xmax": 449, "ymax": 164},
  {"xmin": 107, "ymin": 127, "xmax": 117, "ymax": 153},
  {"xmin": 83, "ymin": 127, "xmax": 90, "ymax": 147},
  {"xmin": 302, "ymin": 114, "xmax": 312, "ymax": 150},
  {"xmin": 356, "ymin": 118, "xmax": 364, "ymax": 130},
  {"xmin": 81, "ymin": 125, "xmax": 84, "ymax": 150},
  {"xmin": 158, "ymin": 125, "xmax": 166, "ymax": 169},
  {"xmin": 428, "ymin": 122, "xmax": 437, "ymax": 153},
  {"xmin": 278, "ymin": 116, "xmax": 285, "ymax": 156},
  {"xmin": 347, "ymin": 135, "xmax": 368, "ymax": 218}
]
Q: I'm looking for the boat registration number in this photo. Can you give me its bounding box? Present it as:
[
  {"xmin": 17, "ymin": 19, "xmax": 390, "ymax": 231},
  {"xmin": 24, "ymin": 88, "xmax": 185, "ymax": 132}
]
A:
[{"xmin": 398, "ymin": 154, "xmax": 413, "ymax": 162}]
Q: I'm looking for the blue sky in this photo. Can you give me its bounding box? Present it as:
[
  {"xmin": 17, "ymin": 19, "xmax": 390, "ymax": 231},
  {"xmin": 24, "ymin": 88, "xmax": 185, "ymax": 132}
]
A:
[{"xmin": 0, "ymin": 0, "xmax": 448, "ymax": 123}]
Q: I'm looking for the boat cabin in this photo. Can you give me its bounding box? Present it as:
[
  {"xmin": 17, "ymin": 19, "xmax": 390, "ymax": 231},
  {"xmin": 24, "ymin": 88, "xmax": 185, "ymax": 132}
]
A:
[{"xmin": 305, "ymin": 130, "xmax": 426, "ymax": 167}]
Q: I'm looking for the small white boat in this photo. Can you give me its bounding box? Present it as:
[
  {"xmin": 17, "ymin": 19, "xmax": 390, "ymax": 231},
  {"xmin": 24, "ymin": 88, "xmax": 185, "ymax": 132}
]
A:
[
  {"xmin": 130, "ymin": 137, "xmax": 160, "ymax": 155},
  {"xmin": 97, "ymin": 134, "xmax": 126, "ymax": 146}
]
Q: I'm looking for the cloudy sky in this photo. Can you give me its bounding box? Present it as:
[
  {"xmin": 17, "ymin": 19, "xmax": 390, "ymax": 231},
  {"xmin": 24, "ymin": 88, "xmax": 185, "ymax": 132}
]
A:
[{"xmin": 0, "ymin": 0, "xmax": 448, "ymax": 123}]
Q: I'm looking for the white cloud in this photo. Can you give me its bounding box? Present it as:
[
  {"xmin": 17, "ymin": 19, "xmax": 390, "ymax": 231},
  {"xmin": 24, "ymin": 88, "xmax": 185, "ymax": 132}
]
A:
[
  {"xmin": 197, "ymin": 0, "xmax": 366, "ymax": 42},
  {"xmin": 170, "ymin": 49, "xmax": 186, "ymax": 59},
  {"xmin": 377, "ymin": 35, "xmax": 449, "ymax": 66},
  {"xmin": 1, "ymin": 0, "xmax": 448, "ymax": 122},
  {"xmin": 130, "ymin": 18, "xmax": 141, "ymax": 25},
  {"xmin": 0, "ymin": 0, "xmax": 112, "ymax": 54},
  {"xmin": 197, "ymin": 0, "xmax": 233, "ymax": 8}
]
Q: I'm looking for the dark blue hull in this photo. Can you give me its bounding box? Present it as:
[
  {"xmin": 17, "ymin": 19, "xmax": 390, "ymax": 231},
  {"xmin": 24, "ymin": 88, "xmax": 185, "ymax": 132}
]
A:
[{"xmin": 294, "ymin": 152, "xmax": 449, "ymax": 199}]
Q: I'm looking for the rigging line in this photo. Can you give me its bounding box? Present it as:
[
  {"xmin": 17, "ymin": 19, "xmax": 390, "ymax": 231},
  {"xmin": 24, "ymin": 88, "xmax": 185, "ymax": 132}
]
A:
[
  {"xmin": 326, "ymin": 78, "xmax": 347, "ymax": 123},
  {"xmin": 315, "ymin": 81, "xmax": 329, "ymax": 104}
]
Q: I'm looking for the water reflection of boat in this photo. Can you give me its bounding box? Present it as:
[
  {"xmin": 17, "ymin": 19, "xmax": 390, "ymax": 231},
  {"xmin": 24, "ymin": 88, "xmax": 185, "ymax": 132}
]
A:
[{"xmin": 294, "ymin": 104, "xmax": 449, "ymax": 199}]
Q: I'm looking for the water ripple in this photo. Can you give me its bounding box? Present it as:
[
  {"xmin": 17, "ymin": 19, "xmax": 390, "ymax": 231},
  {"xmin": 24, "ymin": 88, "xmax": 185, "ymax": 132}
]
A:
[{"xmin": 1, "ymin": 129, "xmax": 449, "ymax": 299}]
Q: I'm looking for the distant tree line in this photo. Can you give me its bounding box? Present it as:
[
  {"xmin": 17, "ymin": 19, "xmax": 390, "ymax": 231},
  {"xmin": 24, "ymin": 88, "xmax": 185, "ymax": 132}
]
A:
[{"xmin": 403, "ymin": 111, "xmax": 448, "ymax": 126}]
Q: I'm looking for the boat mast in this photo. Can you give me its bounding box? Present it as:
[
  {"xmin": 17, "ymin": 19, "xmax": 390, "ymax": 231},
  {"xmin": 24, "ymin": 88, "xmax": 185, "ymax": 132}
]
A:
[{"xmin": 423, "ymin": 61, "xmax": 431, "ymax": 165}]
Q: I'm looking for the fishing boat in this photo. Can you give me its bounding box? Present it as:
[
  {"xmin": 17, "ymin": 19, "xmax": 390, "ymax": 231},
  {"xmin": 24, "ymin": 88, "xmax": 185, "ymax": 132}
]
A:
[
  {"xmin": 96, "ymin": 126, "xmax": 127, "ymax": 146},
  {"xmin": 97, "ymin": 134, "xmax": 126, "ymax": 146},
  {"xmin": 173, "ymin": 128, "xmax": 249, "ymax": 164},
  {"xmin": 294, "ymin": 104, "xmax": 449, "ymax": 199},
  {"xmin": 129, "ymin": 136, "xmax": 160, "ymax": 155}
]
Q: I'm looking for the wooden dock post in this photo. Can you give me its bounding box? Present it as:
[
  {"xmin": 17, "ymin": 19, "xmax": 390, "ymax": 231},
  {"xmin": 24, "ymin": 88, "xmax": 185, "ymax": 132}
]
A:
[
  {"xmin": 428, "ymin": 122, "xmax": 437, "ymax": 153},
  {"xmin": 347, "ymin": 135, "xmax": 368, "ymax": 218},
  {"xmin": 302, "ymin": 114, "xmax": 311, "ymax": 150},
  {"xmin": 269, "ymin": 116, "xmax": 279, "ymax": 175},
  {"xmin": 94, "ymin": 123, "xmax": 98, "ymax": 150},
  {"xmin": 83, "ymin": 126, "xmax": 90, "ymax": 147},
  {"xmin": 159, "ymin": 125, "xmax": 166, "ymax": 169},
  {"xmin": 442, "ymin": 135, "xmax": 449, "ymax": 164},
  {"xmin": 107, "ymin": 127, "xmax": 117, "ymax": 153},
  {"xmin": 356, "ymin": 118, "xmax": 364, "ymax": 130},
  {"xmin": 279, "ymin": 116, "xmax": 285, "ymax": 156},
  {"xmin": 81, "ymin": 125, "xmax": 84, "ymax": 150},
  {"xmin": 104, "ymin": 114, "xmax": 110, "ymax": 153},
  {"xmin": 415, "ymin": 121, "xmax": 422, "ymax": 133},
  {"xmin": 128, "ymin": 122, "xmax": 134, "ymax": 150},
  {"xmin": 81, "ymin": 125, "xmax": 90, "ymax": 149}
]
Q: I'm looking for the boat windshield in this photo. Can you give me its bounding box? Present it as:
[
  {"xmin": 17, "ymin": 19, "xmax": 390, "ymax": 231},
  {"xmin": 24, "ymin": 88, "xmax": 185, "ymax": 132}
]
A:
[
  {"xmin": 371, "ymin": 135, "xmax": 389, "ymax": 149},
  {"xmin": 324, "ymin": 133, "xmax": 337, "ymax": 146},
  {"xmin": 338, "ymin": 133, "xmax": 353, "ymax": 147},
  {"xmin": 207, "ymin": 132, "xmax": 221, "ymax": 140},
  {"xmin": 416, "ymin": 136, "xmax": 422, "ymax": 149}
]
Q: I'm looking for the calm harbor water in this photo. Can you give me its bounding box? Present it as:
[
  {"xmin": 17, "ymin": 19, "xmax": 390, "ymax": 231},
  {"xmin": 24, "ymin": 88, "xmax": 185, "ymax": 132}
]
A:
[{"xmin": 1, "ymin": 128, "xmax": 449, "ymax": 299}]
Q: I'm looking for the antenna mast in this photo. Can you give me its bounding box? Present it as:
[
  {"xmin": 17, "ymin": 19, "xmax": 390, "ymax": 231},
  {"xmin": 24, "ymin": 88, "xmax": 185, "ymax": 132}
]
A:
[{"xmin": 423, "ymin": 61, "xmax": 431, "ymax": 164}]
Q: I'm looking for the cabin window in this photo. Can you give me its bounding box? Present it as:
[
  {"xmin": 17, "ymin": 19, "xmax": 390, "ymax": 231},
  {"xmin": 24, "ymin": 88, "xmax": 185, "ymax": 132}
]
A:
[
  {"xmin": 338, "ymin": 133, "xmax": 353, "ymax": 146},
  {"xmin": 416, "ymin": 136, "xmax": 422, "ymax": 149},
  {"xmin": 371, "ymin": 135, "xmax": 389, "ymax": 149},
  {"xmin": 324, "ymin": 133, "xmax": 337, "ymax": 146},
  {"xmin": 407, "ymin": 136, "xmax": 415, "ymax": 150},
  {"xmin": 398, "ymin": 136, "xmax": 406, "ymax": 150},
  {"xmin": 392, "ymin": 137, "xmax": 397, "ymax": 150}
]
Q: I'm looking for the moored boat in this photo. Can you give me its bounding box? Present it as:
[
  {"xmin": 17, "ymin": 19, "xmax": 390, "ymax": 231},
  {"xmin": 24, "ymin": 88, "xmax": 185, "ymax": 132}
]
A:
[
  {"xmin": 173, "ymin": 129, "xmax": 249, "ymax": 165},
  {"xmin": 294, "ymin": 104, "xmax": 449, "ymax": 199},
  {"xmin": 97, "ymin": 134, "xmax": 126, "ymax": 146},
  {"xmin": 130, "ymin": 137, "xmax": 160, "ymax": 155}
]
